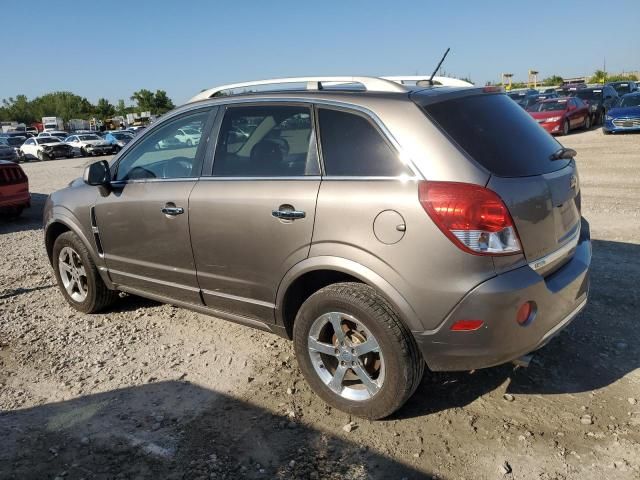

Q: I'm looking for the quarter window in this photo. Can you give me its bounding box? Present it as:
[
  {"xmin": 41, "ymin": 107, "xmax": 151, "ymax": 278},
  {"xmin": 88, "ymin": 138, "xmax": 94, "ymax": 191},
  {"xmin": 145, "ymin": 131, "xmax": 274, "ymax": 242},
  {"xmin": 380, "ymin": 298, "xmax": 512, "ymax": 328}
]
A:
[
  {"xmin": 213, "ymin": 105, "xmax": 318, "ymax": 177},
  {"xmin": 318, "ymin": 108, "xmax": 410, "ymax": 177},
  {"xmin": 115, "ymin": 110, "xmax": 210, "ymax": 181}
]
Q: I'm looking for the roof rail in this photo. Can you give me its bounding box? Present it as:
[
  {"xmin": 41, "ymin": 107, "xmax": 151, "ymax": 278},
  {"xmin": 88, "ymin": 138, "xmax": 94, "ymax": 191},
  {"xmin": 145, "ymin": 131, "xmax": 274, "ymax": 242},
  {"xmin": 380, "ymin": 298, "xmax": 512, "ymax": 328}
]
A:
[
  {"xmin": 188, "ymin": 76, "xmax": 407, "ymax": 103},
  {"xmin": 382, "ymin": 76, "xmax": 474, "ymax": 87}
]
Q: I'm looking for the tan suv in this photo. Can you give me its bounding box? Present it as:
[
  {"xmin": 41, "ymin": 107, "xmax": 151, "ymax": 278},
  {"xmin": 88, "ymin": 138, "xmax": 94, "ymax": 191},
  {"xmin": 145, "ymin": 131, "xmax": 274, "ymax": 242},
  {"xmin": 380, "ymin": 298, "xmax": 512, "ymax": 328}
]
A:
[{"xmin": 44, "ymin": 77, "xmax": 591, "ymax": 419}]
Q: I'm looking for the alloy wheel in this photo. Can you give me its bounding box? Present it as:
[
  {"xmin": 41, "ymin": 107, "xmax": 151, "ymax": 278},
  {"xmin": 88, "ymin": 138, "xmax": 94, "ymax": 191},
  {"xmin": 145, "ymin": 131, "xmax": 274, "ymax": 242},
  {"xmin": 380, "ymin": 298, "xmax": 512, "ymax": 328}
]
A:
[
  {"xmin": 307, "ymin": 312, "xmax": 385, "ymax": 401},
  {"xmin": 58, "ymin": 246, "xmax": 89, "ymax": 302}
]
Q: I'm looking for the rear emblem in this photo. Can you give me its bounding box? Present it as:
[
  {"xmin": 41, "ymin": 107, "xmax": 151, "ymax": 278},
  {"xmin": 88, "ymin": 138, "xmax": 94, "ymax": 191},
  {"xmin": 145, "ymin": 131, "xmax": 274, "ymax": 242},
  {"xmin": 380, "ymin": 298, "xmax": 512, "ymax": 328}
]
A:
[{"xmin": 570, "ymin": 175, "xmax": 578, "ymax": 190}]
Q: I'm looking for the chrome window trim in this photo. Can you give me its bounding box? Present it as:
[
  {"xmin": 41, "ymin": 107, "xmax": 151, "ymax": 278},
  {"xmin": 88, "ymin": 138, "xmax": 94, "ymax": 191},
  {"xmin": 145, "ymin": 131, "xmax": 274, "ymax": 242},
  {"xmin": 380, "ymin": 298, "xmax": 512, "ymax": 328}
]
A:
[
  {"xmin": 109, "ymin": 178, "xmax": 198, "ymax": 186},
  {"xmin": 528, "ymin": 227, "xmax": 581, "ymax": 272},
  {"xmin": 198, "ymin": 176, "xmax": 321, "ymax": 182}
]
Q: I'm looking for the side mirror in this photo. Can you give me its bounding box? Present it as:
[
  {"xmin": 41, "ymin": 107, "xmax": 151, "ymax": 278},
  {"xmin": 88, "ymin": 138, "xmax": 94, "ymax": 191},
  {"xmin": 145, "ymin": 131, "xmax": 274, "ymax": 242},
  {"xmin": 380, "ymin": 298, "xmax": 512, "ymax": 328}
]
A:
[{"xmin": 83, "ymin": 160, "xmax": 111, "ymax": 186}]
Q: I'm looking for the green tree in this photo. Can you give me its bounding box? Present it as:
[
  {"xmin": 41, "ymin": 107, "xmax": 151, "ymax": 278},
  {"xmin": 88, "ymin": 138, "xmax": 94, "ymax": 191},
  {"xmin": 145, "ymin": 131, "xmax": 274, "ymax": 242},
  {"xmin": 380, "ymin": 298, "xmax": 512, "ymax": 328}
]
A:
[
  {"xmin": 116, "ymin": 99, "xmax": 127, "ymax": 116},
  {"xmin": 130, "ymin": 89, "xmax": 175, "ymax": 115},
  {"xmin": 152, "ymin": 90, "xmax": 175, "ymax": 114},
  {"xmin": 590, "ymin": 70, "xmax": 607, "ymax": 84},
  {"xmin": 95, "ymin": 98, "xmax": 116, "ymax": 119},
  {"xmin": 2, "ymin": 95, "xmax": 35, "ymax": 123},
  {"xmin": 130, "ymin": 89, "xmax": 155, "ymax": 112},
  {"xmin": 541, "ymin": 75, "xmax": 563, "ymax": 87},
  {"xmin": 606, "ymin": 73, "xmax": 638, "ymax": 82}
]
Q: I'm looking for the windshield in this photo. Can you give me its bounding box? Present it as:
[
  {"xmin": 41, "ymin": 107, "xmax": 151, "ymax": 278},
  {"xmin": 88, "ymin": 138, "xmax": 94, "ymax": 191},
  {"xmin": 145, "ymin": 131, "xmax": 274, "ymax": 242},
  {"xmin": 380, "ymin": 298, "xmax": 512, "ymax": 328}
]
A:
[
  {"xmin": 38, "ymin": 138, "xmax": 61, "ymax": 144},
  {"xmin": 611, "ymin": 83, "xmax": 630, "ymax": 95},
  {"xmin": 573, "ymin": 90, "xmax": 601, "ymax": 101},
  {"xmin": 78, "ymin": 134, "xmax": 100, "ymax": 140},
  {"xmin": 527, "ymin": 100, "xmax": 568, "ymax": 112},
  {"xmin": 618, "ymin": 95, "xmax": 640, "ymax": 108},
  {"xmin": 507, "ymin": 92, "xmax": 526, "ymax": 100},
  {"xmin": 112, "ymin": 132, "xmax": 132, "ymax": 140},
  {"xmin": 6, "ymin": 137, "xmax": 26, "ymax": 146}
]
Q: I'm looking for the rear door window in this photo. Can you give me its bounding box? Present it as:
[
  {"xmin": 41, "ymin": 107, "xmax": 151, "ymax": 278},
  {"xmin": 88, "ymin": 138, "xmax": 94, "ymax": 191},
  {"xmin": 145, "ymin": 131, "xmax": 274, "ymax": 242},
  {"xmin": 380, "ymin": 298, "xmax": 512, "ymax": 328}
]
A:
[
  {"xmin": 317, "ymin": 108, "xmax": 411, "ymax": 177},
  {"xmin": 213, "ymin": 105, "xmax": 319, "ymax": 177},
  {"xmin": 422, "ymin": 93, "xmax": 567, "ymax": 177}
]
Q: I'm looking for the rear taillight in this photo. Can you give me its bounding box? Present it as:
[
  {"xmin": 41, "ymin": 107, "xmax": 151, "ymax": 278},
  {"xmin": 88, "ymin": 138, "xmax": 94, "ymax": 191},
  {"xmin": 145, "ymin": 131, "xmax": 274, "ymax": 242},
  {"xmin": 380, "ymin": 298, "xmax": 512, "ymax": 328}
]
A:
[{"xmin": 418, "ymin": 181, "xmax": 522, "ymax": 256}]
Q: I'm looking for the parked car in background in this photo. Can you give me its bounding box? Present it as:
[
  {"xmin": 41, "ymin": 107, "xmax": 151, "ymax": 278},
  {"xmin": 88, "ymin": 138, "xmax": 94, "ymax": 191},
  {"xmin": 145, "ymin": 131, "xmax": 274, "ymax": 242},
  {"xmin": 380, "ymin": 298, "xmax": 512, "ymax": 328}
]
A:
[
  {"xmin": 174, "ymin": 126, "xmax": 201, "ymax": 146},
  {"xmin": 606, "ymin": 81, "xmax": 638, "ymax": 97},
  {"xmin": 0, "ymin": 136, "xmax": 26, "ymax": 161},
  {"xmin": 527, "ymin": 97, "xmax": 591, "ymax": 135},
  {"xmin": 569, "ymin": 85, "xmax": 618, "ymax": 125},
  {"xmin": 0, "ymin": 141, "xmax": 19, "ymax": 162},
  {"xmin": 556, "ymin": 84, "xmax": 588, "ymax": 97},
  {"xmin": 64, "ymin": 133, "xmax": 116, "ymax": 156},
  {"xmin": 507, "ymin": 89, "xmax": 540, "ymax": 108},
  {"xmin": 0, "ymin": 160, "xmax": 30, "ymax": 219},
  {"xmin": 20, "ymin": 137, "xmax": 74, "ymax": 161},
  {"xmin": 603, "ymin": 92, "xmax": 640, "ymax": 134},
  {"xmin": 38, "ymin": 131, "xmax": 69, "ymax": 140},
  {"xmin": 104, "ymin": 131, "xmax": 134, "ymax": 152},
  {"xmin": 44, "ymin": 76, "xmax": 591, "ymax": 419}
]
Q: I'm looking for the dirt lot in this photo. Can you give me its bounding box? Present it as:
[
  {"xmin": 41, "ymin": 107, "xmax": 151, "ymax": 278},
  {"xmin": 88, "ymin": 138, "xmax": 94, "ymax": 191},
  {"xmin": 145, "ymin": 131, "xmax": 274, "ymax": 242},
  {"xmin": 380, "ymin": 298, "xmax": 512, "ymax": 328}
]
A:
[{"xmin": 1, "ymin": 129, "xmax": 639, "ymax": 480}]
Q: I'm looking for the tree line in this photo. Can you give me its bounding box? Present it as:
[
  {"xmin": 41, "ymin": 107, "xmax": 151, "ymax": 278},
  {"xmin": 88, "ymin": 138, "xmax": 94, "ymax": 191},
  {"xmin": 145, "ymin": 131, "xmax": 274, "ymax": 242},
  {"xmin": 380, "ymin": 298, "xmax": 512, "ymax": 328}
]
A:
[
  {"xmin": 493, "ymin": 70, "xmax": 638, "ymax": 90},
  {"xmin": 0, "ymin": 89, "xmax": 175, "ymax": 125}
]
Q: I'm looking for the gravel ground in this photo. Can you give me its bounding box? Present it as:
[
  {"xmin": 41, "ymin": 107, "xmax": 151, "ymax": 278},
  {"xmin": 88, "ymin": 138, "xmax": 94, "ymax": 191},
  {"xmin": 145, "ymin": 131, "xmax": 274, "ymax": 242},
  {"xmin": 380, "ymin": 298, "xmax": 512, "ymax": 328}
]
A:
[{"xmin": 1, "ymin": 129, "xmax": 639, "ymax": 480}]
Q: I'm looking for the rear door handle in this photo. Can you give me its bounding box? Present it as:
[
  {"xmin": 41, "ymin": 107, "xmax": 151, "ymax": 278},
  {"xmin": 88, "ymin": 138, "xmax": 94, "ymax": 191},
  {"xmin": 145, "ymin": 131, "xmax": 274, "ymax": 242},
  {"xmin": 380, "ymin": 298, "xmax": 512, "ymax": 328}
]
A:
[
  {"xmin": 272, "ymin": 209, "xmax": 306, "ymax": 220},
  {"xmin": 161, "ymin": 205, "xmax": 184, "ymax": 216}
]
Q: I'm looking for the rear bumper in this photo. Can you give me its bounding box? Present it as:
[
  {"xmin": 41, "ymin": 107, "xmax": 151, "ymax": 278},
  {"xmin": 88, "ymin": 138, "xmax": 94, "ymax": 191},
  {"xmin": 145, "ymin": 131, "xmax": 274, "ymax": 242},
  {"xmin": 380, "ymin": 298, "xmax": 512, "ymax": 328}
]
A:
[
  {"xmin": 0, "ymin": 190, "xmax": 31, "ymax": 209},
  {"xmin": 415, "ymin": 218, "xmax": 591, "ymax": 371}
]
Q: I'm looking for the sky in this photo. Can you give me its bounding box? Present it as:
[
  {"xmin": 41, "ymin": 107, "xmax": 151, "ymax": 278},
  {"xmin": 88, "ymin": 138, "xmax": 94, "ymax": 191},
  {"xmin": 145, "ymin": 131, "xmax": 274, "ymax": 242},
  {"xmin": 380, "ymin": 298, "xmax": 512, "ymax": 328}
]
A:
[{"xmin": 1, "ymin": 0, "xmax": 638, "ymax": 106}]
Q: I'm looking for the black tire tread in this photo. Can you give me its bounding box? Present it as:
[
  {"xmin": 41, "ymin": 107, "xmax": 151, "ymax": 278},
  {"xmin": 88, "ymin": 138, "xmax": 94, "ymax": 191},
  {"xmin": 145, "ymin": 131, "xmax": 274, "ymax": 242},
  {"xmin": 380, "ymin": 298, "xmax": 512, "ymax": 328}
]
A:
[
  {"xmin": 53, "ymin": 231, "xmax": 118, "ymax": 313},
  {"xmin": 294, "ymin": 282, "xmax": 424, "ymax": 419}
]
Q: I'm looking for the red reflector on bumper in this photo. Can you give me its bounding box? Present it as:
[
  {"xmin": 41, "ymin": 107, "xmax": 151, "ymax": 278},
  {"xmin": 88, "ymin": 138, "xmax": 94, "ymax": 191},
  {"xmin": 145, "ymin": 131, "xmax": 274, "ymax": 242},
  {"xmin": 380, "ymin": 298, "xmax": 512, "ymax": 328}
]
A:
[{"xmin": 450, "ymin": 320, "xmax": 484, "ymax": 331}]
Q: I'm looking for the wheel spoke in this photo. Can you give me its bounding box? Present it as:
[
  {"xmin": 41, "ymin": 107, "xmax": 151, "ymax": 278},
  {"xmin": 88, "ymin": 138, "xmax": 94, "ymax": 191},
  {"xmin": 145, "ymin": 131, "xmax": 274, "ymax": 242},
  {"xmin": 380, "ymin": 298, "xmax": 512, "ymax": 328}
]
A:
[
  {"xmin": 308, "ymin": 337, "xmax": 337, "ymax": 356},
  {"xmin": 353, "ymin": 337, "xmax": 380, "ymax": 356},
  {"xmin": 76, "ymin": 265, "xmax": 86, "ymax": 278},
  {"xmin": 327, "ymin": 363, "xmax": 348, "ymax": 394},
  {"xmin": 352, "ymin": 363, "xmax": 380, "ymax": 396},
  {"xmin": 59, "ymin": 262, "xmax": 73, "ymax": 274},
  {"xmin": 329, "ymin": 313, "xmax": 346, "ymax": 344}
]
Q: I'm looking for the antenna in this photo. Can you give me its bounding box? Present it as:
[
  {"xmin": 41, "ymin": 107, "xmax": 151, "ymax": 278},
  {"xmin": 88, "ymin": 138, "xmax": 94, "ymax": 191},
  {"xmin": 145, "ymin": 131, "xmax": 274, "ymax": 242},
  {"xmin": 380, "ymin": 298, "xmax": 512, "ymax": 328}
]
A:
[{"xmin": 428, "ymin": 48, "xmax": 451, "ymax": 84}]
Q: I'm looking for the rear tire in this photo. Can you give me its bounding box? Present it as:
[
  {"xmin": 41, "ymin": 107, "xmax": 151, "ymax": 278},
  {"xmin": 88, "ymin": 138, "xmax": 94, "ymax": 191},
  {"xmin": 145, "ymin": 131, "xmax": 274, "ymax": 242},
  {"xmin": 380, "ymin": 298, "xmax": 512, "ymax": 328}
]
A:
[
  {"xmin": 293, "ymin": 282, "xmax": 424, "ymax": 420},
  {"xmin": 52, "ymin": 231, "xmax": 118, "ymax": 313}
]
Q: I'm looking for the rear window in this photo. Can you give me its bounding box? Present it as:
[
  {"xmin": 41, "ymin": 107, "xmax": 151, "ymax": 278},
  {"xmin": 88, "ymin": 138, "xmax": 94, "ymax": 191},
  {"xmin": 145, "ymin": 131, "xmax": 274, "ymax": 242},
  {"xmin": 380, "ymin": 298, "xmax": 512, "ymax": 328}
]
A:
[{"xmin": 422, "ymin": 94, "xmax": 567, "ymax": 177}]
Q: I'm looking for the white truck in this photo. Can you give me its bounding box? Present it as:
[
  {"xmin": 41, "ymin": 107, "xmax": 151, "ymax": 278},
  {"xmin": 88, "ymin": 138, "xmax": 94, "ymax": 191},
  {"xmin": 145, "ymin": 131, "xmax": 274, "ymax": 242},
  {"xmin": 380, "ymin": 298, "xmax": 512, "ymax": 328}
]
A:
[{"xmin": 42, "ymin": 116, "xmax": 65, "ymax": 131}]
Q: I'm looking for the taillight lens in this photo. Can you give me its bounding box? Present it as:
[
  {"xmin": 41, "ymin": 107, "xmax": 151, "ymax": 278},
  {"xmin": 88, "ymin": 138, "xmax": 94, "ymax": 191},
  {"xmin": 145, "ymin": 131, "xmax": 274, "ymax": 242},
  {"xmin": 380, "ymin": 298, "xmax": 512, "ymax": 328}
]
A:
[{"xmin": 419, "ymin": 181, "xmax": 522, "ymax": 256}]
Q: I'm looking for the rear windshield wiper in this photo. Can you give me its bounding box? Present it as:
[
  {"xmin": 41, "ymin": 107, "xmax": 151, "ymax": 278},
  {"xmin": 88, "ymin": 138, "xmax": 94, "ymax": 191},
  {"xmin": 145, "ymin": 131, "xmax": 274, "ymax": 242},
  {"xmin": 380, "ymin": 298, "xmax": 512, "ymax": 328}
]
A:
[{"xmin": 550, "ymin": 147, "xmax": 577, "ymax": 161}]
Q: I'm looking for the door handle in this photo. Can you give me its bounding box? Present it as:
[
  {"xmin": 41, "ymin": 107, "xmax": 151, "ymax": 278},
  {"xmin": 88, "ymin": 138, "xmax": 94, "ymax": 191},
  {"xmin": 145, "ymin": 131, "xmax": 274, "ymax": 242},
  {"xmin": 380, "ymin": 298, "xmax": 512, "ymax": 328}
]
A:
[
  {"xmin": 272, "ymin": 209, "xmax": 306, "ymax": 220},
  {"xmin": 161, "ymin": 205, "xmax": 184, "ymax": 216}
]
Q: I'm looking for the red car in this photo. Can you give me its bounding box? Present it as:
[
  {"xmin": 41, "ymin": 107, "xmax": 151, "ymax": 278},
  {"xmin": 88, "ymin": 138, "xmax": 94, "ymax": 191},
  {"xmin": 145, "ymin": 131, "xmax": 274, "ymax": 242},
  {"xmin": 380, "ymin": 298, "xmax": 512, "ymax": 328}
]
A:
[
  {"xmin": 526, "ymin": 97, "xmax": 591, "ymax": 135},
  {"xmin": 0, "ymin": 161, "xmax": 30, "ymax": 219}
]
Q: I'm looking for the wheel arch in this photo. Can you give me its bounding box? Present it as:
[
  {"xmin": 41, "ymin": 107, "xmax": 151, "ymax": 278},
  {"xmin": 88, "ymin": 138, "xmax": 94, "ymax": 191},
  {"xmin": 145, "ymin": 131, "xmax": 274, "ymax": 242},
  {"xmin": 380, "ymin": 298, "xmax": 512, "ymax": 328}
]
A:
[
  {"xmin": 44, "ymin": 212, "xmax": 114, "ymax": 289},
  {"xmin": 276, "ymin": 256, "xmax": 423, "ymax": 339}
]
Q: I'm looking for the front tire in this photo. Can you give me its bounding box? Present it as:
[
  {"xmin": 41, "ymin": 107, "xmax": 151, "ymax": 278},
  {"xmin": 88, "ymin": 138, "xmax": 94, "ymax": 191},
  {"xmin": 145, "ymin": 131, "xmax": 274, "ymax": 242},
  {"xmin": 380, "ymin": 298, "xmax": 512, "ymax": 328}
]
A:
[
  {"xmin": 561, "ymin": 119, "xmax": 570, "ymax": 136},
  {"xmin": 52, "ymin": 231, "xmax": 118, "ymax": 313},
  {"xmin": 293, "ymin": 282, "xmax": 424, "ymax": 420},
  {"xmin": 584, "ymin": 114, "xmax": 591, "ymax": 130},
  {"xmin": 80, "ymin": 147, "xmax": 87, "ymax": 157},
  {"xmin": 37, "ymin": 150, "xmax": 49, "ymax": 161}
]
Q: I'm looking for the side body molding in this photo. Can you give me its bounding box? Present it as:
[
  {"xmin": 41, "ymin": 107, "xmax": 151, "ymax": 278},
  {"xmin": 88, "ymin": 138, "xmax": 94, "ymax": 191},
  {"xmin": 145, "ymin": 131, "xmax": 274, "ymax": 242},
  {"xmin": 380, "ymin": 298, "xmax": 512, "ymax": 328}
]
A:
[{"xmin": 275, "ymin": 256, "xmax": 424, "ymax": 332}]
